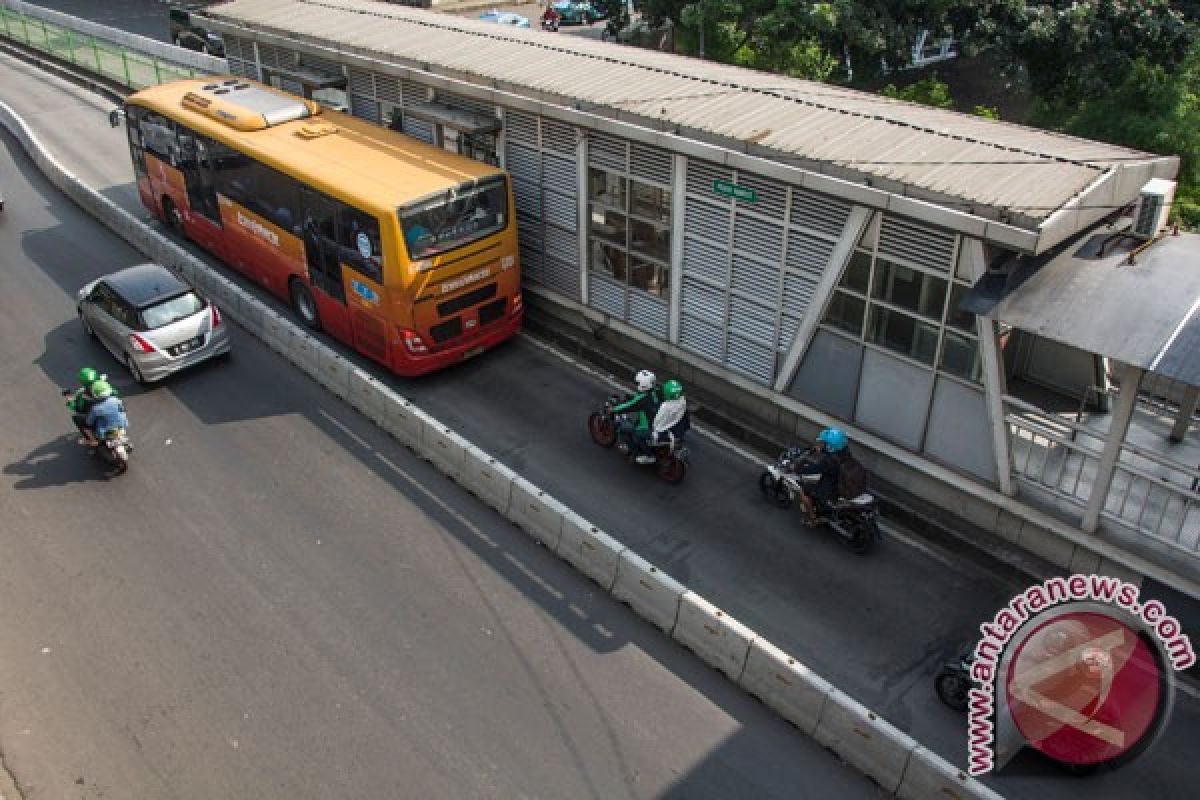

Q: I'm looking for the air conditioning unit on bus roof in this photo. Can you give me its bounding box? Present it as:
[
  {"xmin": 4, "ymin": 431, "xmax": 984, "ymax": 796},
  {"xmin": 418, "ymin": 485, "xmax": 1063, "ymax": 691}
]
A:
[{"xmin": 1130, "ymin": 178, "xmax": 1176, "ymax": 240}]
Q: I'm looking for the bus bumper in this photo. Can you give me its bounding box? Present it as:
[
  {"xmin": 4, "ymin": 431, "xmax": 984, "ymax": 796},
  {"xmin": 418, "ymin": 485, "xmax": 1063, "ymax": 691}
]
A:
[{"xmin": 391, "ymin": 309, "xmax": 523, "ymax": 377}]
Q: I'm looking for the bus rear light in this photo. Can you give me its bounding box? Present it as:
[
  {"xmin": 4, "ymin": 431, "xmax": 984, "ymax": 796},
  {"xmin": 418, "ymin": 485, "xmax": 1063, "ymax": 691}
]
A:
[
  {"xmin": 510, "ymin": 293, "xmax": 523, "ymax": 316},
  {"xmin": 401, "ymin": 329, "xmax": 429, "ymax": 355},
  {"xmin": 210, "ymin": 304, "xmax": 223, "ymax": 328},
  {"xmin": 129, "ymin": 333, "xmax": 156, "ymax": 354}
]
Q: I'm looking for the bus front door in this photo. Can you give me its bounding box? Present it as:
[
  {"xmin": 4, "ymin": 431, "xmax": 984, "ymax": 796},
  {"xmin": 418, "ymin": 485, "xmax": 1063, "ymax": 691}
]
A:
[{"xmin": 299, "ymin": 187, "xmax": 354, "ymax": 345}]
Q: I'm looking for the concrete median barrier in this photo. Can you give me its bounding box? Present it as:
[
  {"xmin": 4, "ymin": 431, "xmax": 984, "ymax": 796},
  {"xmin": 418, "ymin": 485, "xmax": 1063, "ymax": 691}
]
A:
[
  {"xmin": 461, "ymin": 448, "xmax": 516, "ymax": 513},
  {"xmin": 813, "ymin": 689, "xmax": 918, "ymax": 794},
  {"xmin": 898, "ymin": 746, "xmax": 1001, "ymax": 800},
  {"xmin": 316, "ymin": 347, "xmax": 351, "ymax": 400},
  {"xmin": 234, "ymin": 292, "xmax": 266, "ymax": 338},
  {"xmin": 738, "ymin": 638, "xmax": 832, "ymax": 736},
  {"xmin": 288, "ymin": 331, "xmax": 322, "ymax": 379},
  {"xmin": 557, "ymin": 511, "xmax": 624, "ymax": 591},
  {"xmin": 261, "ymin": 310, "xmax": 293, "ymax": 357},
  {"xmin": 612, "ymin": 551, "xmax": 685, "ymax": 634},
  {"xmin": 507, "ymin": 476, "xmax": 566, "ymax": 549},
  {"xmin": 672, "ymin": 591, "xmax": 755, "ymax": 681},
  {"xmin": 421, "ymin": 424, "xmax": 470, "ymax": 482},
  {"xmin": 379, "ymin": 393, "xmax": 424, "ymax": 450},
  {"xmin": 346, "ymin": 368, "xmax": 387, "ymax": 427}
]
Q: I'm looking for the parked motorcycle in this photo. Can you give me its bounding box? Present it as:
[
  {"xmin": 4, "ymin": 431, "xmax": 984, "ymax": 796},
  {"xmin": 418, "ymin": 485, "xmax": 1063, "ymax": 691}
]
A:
[
  {"xmin": 758, "ymin": 447, "xmax": 880, "ymax": 553},
  {"xmin": 540, "ymin": 16, "xmax": 559, "ymax": 31},
  {"xmin": 935, "ymin": 650, "xmax": 976, "ymax": 712},
  {"xmin": 588, "ymin": 394, "xmax": 689, "ymax": 483}
]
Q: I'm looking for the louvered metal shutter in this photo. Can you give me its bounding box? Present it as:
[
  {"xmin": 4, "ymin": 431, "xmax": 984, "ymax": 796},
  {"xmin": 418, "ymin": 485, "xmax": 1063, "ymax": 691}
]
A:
[
  {"xmin": 878, "ymin": 216, "xmax": 956, "ymax": 272},
  {"xmin": 401, "ymin": 82, "xmax": 432, "ymax": 143}
]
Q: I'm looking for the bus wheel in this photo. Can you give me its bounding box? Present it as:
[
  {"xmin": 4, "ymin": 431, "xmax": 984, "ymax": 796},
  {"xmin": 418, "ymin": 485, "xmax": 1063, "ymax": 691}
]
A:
[
  {"xmin": 289, "ymin": 279, "xmax": 322, "ymax": 331},
  {"xmin": 162, "ymin": 197, "xmax": 185, "ymax": 237}
]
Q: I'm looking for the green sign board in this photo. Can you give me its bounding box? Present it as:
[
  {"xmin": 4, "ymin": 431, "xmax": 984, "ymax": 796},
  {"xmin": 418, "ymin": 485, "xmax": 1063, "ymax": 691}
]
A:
[{"xmin": 712, "ymin": 179, "xmax": 757, "ymax": 203}]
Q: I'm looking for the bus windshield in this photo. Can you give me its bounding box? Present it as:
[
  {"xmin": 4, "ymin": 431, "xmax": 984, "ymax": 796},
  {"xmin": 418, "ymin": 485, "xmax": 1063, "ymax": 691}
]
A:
[{"xmin": 400, "ymin": 175, "xmax": 507, "ymax": 263}]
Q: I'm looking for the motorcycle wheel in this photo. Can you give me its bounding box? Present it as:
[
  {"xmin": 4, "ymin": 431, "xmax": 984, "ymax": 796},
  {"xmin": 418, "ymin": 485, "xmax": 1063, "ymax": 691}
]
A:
[
  {"xmin": 846, "ymin": 515, "xmax": 878, "ymax": 555},
  {"xmin": 588, "ymin": 412, "xmax": 617, "ymax": 447},
  {"xmin": 758, "ymin": 470, "xmax": 792, "ymax": 508},
  {"xmin": 935, "ymin": 669, "xmax": 970, "ymax": 713},
  {"xmin": 658, "ymin": 456, "xmax": 687, "ymax": 484}
]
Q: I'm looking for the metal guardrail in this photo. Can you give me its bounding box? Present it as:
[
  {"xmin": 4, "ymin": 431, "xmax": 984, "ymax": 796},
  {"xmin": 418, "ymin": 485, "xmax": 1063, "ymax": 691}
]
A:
[
  {"xmin": 1005, "ymin": 394, "xmax": 1200, "ymax": 555},
  {"xmin": 0, "ymin": 0, "xmax": 225, "ymax": 89}
]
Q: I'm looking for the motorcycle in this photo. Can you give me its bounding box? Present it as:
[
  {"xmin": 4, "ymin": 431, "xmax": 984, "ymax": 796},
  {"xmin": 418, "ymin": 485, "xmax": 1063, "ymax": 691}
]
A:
[
  {"xmin": 540, "ymin": 16, "xmax": 559, "ymax": 32},
  {"xmin": 588, "ymin": 394, "xmax": 689, "ymax": 483},
  {"xmin": 62, "ymin": 384, "xmax": 132, "ymax": 475},
  {"xmin": 934, "ymin": 650, "xmax": 976, "ymax": 713},
  {"xmin": 758, "ymin": 447, "xmax": 880, "ymax": 554}
]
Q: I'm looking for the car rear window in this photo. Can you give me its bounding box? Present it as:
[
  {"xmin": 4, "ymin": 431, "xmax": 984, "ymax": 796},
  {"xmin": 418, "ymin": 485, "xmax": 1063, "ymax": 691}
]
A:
[{"xmin": 140, "ymin": 291, "xmax": 206, "ymax": 330}]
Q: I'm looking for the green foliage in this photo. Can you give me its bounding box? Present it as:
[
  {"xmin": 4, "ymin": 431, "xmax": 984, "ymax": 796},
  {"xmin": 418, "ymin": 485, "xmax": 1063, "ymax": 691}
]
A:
[
  {"xmin": 881, "ymin": 74, "xmax": 954, "ymax": 108},
  {"xmin": 973, "ymin": 105, "xmax": 1000, "ymax": 119}
]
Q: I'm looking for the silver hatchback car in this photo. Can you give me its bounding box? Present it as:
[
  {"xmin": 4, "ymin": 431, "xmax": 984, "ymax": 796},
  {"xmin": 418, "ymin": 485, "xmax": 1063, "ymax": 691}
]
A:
[{"xmin": 77, "ymin": 263, "xmax": 231, "ymax": 383}]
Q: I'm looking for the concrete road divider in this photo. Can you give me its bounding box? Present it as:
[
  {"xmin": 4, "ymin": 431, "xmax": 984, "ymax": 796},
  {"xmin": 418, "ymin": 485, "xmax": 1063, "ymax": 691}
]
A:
[
  {"xmin": 262, "ymin": 310, "xmax": 293, "ymax": 357},
  {"xmin": 461, "ymin": 447, "xmax": 516, "ymax": 514},
  {"xmin": 898, "ymin": 746, "xmax": 1002, "ymax": 800},
  {"xmin": 289, "ymin": 332, "xmax": 322, "ymax": 380},
  {"xmin": 672, "ymin": 591, "xmax": 756, "ymax": 681},
  {"xmin": 612, "ymin": 550, "xmax": 686, "ymax": 634},
  {"xmin": 507, "ymin": 475, "xmax": 567, "ymax": 549},
  {"xmin": 379, "ymin": 393, "xmax": 424, "ymax": 450},
  {"xmin": 346, "ymin": 368, "xmax": 387, "ymax": 427},
  {"xmin": 234, "ymin": 292, "xmax": 266, "ymax": 339},
  {"xmin": 738, "ymin": 638, "xmax": 832, "ymax": 736},
  {"xmin": 316, "ymin": 348, "xmax": 351, "ymax": 400},
  {"xmin": 557, "ymin": 511, "xmax": 624, "ymax": 591},
  {"xmin": 814, "ymin": 689, "xmax": 918, "ymax": 794},
  {"xmin": 421, "ymin": 424, "xmax": 471, "ymax": 482}
]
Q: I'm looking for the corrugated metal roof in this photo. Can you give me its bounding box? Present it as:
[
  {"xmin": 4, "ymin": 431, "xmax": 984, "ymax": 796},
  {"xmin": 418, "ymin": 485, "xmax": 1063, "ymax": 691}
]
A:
[
  {"xmin": 964, "ymin": 230, "xmax": 1200, "ymax": 386},
  {"xmin": 205, "ymin": 0, "xmax": 1174, "ymax": 227}
]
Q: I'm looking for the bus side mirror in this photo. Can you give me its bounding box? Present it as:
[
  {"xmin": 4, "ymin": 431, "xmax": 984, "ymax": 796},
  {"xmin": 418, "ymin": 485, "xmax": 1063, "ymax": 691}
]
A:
[{"xmin": 108, "ymin": 108, "xmax": 124, "ymax": 128}]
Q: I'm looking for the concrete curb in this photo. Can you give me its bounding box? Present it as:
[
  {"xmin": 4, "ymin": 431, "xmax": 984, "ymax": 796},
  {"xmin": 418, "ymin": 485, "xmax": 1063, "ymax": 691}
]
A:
[{"xmin": 0, "ymin": 98, "xmax": 1003, "ymax": 799}]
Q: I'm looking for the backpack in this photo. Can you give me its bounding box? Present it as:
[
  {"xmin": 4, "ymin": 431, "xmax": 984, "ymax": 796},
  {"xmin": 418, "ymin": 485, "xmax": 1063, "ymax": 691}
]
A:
[{"xmin": 837, "ymin": 452, "xmax": 868, "ymax": 499}]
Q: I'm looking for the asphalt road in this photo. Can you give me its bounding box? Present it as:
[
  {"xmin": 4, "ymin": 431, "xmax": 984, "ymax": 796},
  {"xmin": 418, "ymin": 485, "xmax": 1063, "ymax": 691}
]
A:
[
  {"xmin": 0, "ymin": 127, "xmax": 886, "ymax": 798},
  {"xmin": 4, "ymin": 5, "xmax": 1200, "ymax": 796}
]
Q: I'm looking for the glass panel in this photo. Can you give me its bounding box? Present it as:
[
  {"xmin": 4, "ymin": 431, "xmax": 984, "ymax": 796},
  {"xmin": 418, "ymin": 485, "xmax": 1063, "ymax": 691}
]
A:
[
  {"xmin": 589, "ymin": 207, "xmax": 627, "ymax": 248},
  {"xmin": 399, "ymin": 175, "xmax": 508, "ymax": 260},
  {"xmin": 867, "ymin": 305, "xmax": 938, "ymax": 366},
  {"xmin": 630, "ymin": 256, "xmax": 667, "ymax": 297},
  {"xmin": 630, "ymin": 180, "xmax": 671, "ymax": 223},
  {"xmin": 629, "ymin": 217, "xmax": 670, "ymax": 263},
  {"xmin": 941, "ymin": 330, "xmax": 982, "ymax": 382},
  {"xmin": 824, "ymin": 291, "xmax": 866, "ymax": 337},
  {"xmin": 141, "ymin": 292, "xmax": 205, "ymax": 330},
  {"xmin": 946, "ymin": 283, "xmax": 975, "ymax": 332},
  {"xmin": 872, "ymin": 258, "xmax": 947, "ymax": 319},
  {"xmin": 590, "ymin": 240, "xmax": 627, "ymax": 281},
  {"xmin": 841, "ymin": 249, "xmax": 871, "ymax": 294},
  {"xmin": 588, "ymin": 168, "xmax": 626, "ymax": 210}
]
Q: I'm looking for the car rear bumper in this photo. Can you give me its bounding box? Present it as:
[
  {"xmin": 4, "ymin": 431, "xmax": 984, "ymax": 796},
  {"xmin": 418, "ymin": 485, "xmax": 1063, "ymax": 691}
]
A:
[{"xmin": 134, "ymin": 329, "xmax": 231, "ymax": 382}]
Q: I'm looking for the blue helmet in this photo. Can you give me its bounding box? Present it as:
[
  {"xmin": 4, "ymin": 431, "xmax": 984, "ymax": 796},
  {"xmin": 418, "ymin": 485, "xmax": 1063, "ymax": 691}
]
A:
[{"xmin": 817, "ymin": 427, "xmax": 848, "ymax": 453}]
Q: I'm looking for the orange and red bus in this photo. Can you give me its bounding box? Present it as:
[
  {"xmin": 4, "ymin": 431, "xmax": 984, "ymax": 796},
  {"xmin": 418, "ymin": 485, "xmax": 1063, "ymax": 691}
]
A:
[{"xmin": 121, "ymin": 77, "xmax": 521, "ymax": 375}]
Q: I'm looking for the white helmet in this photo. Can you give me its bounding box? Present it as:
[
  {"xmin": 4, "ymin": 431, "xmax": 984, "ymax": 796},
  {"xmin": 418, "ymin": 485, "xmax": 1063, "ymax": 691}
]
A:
[{"xmin": 635, "ymin": 369, "xmax": 657, "ymax": 392}]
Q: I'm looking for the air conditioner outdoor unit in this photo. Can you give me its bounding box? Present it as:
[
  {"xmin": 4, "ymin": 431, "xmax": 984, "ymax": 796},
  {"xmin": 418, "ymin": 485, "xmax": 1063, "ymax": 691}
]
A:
[{"xmin": 1130, "ymin": 178, "xmax": 1176, "ymax": 239}]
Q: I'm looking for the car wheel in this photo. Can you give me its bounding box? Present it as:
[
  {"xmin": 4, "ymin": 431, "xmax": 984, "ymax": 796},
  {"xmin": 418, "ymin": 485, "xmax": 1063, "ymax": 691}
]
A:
[
  {"xmin": 79, "ymin": 309, "xmax": 96, "ymax": 339},
  {"xmin": 126, "ymin": 354, "xmax": 146, "ymax": 385},
  {"xmin": 289, "ymin": 279, "xmax": 322, "ymax": 331}
]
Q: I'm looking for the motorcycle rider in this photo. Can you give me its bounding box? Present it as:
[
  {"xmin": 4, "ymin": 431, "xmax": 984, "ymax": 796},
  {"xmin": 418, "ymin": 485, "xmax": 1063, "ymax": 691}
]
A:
[
  {"xmin": 795, "ymin": 427, "xmax": 847, "ymax": 526},
  {"xmin": 651, "ymin": 379, "xmax": 690, "ymax": 446},
  {"xmin": 83, "ymin": 380, "xmax": 128, "ymax": 447},
  {"xmin": 64, "ymin": 366, "xmax": 103, "ymax": 444},
  {"xmin": 612, "ymin": 369, "xmax": 660, "ymax": 464},
  {"xmin": 540, "ymin": 2, "xmax": 559, "ymax": 30}
]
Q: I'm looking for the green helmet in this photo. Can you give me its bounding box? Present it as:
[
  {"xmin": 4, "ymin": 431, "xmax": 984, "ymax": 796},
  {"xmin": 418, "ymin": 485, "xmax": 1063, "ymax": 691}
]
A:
[
  {"xmin": 78, "ymin": 366, "xmax": 98, "ymax": 386},
  {"xmin": 90, "ymin": 379, "xmax": 114, "ymax": 399},
  {"xmin": 662, "ymin": 379, "xmax": 683, "ymax": 401}
]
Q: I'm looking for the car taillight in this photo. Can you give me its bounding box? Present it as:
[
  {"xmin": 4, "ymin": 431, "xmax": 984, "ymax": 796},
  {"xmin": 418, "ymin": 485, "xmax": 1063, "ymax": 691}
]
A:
[
  {"xmin": 510, "ymin": 293, "xmax": 523, "ymax": 316},
  {"xmin": 401, "ymin": 329, "xmax": 429, "ymax": 355},
  {"xmin": 210, "ymin": 304, "xmax": 222, "ymax": 328},
  {"xmin": 129, "ymin": 333, "xmax": 155, "ymax": 353}
]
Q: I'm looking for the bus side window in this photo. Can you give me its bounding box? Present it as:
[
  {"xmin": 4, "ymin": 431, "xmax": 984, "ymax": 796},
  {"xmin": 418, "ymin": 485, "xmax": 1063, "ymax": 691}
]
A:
[
  {"xmin": 337, "ymin": 207, "xmax": 383, "ymax": 283},
  {"xmin": 125, "ymin": 106, "xmax": 147, "ymax": 176}
]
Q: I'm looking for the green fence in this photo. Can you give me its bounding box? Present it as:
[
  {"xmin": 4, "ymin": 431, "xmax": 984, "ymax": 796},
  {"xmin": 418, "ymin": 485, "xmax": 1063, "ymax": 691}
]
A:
[{"xmin": 0, "ymin": 6, "xmax": 204, "ymax": 89}]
